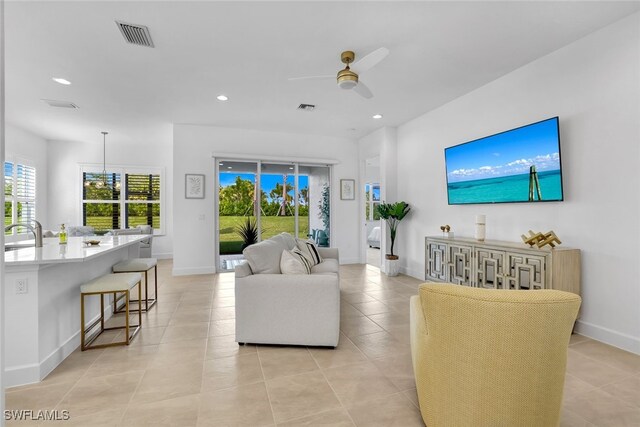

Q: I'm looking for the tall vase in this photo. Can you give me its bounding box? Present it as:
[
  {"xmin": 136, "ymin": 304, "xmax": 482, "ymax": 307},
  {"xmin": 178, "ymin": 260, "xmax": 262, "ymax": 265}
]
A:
[{"xmin": 475, "ymin": 214, "xmax": 486, "ymax": 242}]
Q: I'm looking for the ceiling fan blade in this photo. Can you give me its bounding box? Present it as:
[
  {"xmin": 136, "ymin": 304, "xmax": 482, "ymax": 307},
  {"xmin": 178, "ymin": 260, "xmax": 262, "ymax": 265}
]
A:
[
  {"xmin": 352, "ymin": 47, "xmax": 389, "ymax": 73},
  {"xmin": 353, "ymin": 81, "xmax": 373, "ymax": 99},
  {"xmin": 288, "ymin": 75, "xmax": 334, "ymax": 81}
]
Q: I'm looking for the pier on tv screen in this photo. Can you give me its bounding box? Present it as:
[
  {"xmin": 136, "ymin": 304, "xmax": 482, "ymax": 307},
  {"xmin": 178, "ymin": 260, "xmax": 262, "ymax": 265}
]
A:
[{"xmin": 445, "ymin": 117, "xmax": 564, "ymax": 205}]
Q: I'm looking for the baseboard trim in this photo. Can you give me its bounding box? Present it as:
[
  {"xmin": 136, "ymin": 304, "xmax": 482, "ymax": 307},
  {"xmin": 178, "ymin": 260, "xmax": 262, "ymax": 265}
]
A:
[
  {"xmin": 399, "ymin": 265, "xmax": 424, "ymax": 281},
  {"xmin": 172, "ymin": 266, "xmax": 216, "ymax": 276},
  {"xmin": 4, "ymin": 363, "xmax": 40, "ymax": 388},
  {"xmin": 575, "ymin": 320, "xmax": 640, "ymax": 355},
  {"xmin": 39, "ymin": 331, "xmax": 81, "ymax": 382}
]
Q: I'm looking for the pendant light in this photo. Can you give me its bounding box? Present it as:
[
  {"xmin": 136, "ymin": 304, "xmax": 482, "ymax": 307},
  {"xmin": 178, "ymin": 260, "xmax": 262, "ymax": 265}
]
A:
[{"xmin": 101, "ymin": 131, "xmax": 108, "ymax": 185}]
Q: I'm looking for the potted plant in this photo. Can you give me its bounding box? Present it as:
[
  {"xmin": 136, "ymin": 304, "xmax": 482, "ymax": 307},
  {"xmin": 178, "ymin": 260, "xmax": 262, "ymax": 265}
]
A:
[
  {"xmin": 236, "ymin": 217, "xmax": 260, "ymax": 251},
  {"xmin": 375, "ymin": 201, "xmax": 411, "ymax": 276}
]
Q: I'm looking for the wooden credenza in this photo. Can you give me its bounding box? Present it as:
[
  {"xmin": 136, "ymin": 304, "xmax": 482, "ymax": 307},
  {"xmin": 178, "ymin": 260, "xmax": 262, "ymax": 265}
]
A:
[{"xmin": 425, "ymin": 236, "xmax": 580, "ymax": 295}]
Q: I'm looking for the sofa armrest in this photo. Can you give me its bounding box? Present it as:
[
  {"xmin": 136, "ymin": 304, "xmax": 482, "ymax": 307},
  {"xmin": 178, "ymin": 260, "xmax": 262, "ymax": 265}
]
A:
[
  {"xmin": 235, "ymin": 261, "xmax": 253, "ymax": 278},
  {"xmin": 318, "ymin": 247, "xmax": 339, "ymax": 261}
]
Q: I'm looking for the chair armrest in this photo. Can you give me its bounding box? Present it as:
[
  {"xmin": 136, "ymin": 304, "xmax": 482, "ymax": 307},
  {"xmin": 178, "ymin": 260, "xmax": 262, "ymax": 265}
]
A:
[
  {"xmin": 318, "ymin": 247, "xmax": 339, "ymax": 261},
  {"xmin": 235, "ymin": 261, "xmax": 253, "ymax": 278}
]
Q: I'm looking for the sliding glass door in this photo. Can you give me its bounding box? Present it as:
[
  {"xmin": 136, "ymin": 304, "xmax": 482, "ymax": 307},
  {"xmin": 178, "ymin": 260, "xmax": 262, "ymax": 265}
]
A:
[{"xmin": 217, "ymin": 160, "xmax": 330, "ymax": 271}]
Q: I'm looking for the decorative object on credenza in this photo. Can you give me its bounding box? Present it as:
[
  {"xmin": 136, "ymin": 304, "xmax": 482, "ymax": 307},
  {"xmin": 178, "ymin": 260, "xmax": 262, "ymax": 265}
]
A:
[
  {"xmin": 475, "ymin": 215, "xmax": 486, "ymax": 242},
  {"xmin": 521, "ymin": 230, "xmax": 562, "ymax": 248},
  {"xmin": 439, "ymin": 225, "xmax": 454, "ymax": 239},
  {"xmin": 340, "ymin": 179, "xmax": 355, "ymax": 200},
  {"xmin": 185, "ymin": 174, "xmax": 205, "ymax": 199},
  {"xmin": 376, "ymin": 201, "xmax": 411, "ymax": 276}
]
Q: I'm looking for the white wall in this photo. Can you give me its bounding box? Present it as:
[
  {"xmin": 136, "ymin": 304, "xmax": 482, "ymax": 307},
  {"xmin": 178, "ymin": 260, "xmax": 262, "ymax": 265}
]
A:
[
  {"xmin": 5, "ymin": 124, "xmax": 48, "ymax": 236},
  {"xmin": 47, "ymin": 138, "xmax": 173, "ymax": 257},
  {"xmin": 173, "ymin": 124, "xmax": 359, "ymax": 275},
  {"xmin": 395, "ymin": 13, "xmax": 640, "ymax": 353}
]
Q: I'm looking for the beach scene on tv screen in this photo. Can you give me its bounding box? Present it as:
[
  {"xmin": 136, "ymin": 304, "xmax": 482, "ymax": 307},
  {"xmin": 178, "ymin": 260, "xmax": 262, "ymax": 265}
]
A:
[{"xmin": 446, "ymin": 118, "xmax": 563, "ymax": 204}]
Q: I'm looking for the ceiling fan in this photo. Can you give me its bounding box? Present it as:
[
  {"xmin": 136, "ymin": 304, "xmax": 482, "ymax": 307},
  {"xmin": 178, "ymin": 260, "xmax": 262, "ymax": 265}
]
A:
[{"xmin": 288, "ymin": 47, "xmax": 389, "ymax": 99}]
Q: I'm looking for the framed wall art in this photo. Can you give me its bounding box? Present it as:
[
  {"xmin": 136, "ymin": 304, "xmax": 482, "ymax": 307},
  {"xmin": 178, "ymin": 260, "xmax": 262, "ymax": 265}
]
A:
[
  {"xmin": 185, "ymin": 174, "xmax": 205, "ymax": 199},
  {"xmin": 340, "ymin": 179, "xmax": 355, "ymax": 200}
]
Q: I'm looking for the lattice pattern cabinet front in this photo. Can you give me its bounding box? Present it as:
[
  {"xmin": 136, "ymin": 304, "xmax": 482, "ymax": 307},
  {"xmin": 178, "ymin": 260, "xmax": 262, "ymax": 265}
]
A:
[{"xmin": 425, "ymin": 236, "xmax": 580, "ymax": 296}]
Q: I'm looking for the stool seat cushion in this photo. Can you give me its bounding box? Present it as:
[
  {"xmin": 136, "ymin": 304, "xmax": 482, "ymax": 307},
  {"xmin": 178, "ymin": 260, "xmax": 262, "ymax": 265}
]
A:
[
  {"xmin": 81, "ymin": 273, "xmax": 142, "ymax": 293},
  {"xmin": 113, "ymin": 258, "xmax": 158, "ymax": 272}
]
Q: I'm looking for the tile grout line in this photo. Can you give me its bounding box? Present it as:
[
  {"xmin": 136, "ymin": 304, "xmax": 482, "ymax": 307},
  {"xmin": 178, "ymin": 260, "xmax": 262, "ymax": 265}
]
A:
[{"xmin": 256, "ymin": 345, "xmax": 278, "ymax": 426}]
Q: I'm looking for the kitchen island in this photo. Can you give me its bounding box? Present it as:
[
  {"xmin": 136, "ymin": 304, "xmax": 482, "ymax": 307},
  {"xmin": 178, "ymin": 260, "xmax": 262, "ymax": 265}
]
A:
[{"xmin": 4, "ymin": 235, "xmax": 147, "ymax": 387}]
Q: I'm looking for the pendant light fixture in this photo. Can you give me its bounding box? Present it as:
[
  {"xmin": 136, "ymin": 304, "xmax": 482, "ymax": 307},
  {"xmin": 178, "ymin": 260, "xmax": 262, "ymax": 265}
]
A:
[
  {"xmin": 94, "ymin": 131, "xmax": 108, "ymax": 188},
  {"xmin": 101, "ymin": 131, "xmax": 108, "ymax": 185}
]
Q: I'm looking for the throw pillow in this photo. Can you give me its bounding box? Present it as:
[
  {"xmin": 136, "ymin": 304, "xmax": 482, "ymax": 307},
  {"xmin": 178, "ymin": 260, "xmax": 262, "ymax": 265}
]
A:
[
  {"xmin": 280, "ymin": 249, "xmax": 311, "ymax": 274},
  {"xmin": 295, "ymin": 238, "xmax": 323, "ymax": 266}
]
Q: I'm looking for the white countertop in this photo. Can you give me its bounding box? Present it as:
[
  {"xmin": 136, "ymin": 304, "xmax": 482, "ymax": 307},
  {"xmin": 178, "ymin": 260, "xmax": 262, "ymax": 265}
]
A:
[{"xmin": 5, "ymin": 235, "xmax": 148, "ymax": 266}]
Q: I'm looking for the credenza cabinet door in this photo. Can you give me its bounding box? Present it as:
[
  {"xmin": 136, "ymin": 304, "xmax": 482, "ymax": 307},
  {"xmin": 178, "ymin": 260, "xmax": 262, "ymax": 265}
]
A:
[
  {"xmin": 426, "ymin": 241, "xmax": 448, "ymax": 281},
  {"xmin": 505, "ymin": 252, "xmax": 546, "ymax": 290},
  {"xmin": 475, "ymin": 248, "xmax": 506, "ymax": 289},
  {"xmin": 447, "ymin": 244, "xmax": 473, "ymax": 286}
]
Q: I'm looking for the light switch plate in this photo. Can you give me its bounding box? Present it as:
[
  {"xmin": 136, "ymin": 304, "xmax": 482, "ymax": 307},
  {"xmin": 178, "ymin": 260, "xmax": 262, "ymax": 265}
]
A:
[{"xmin": 16, "ymin": 278, "xmax": 28, "ymax": 294}]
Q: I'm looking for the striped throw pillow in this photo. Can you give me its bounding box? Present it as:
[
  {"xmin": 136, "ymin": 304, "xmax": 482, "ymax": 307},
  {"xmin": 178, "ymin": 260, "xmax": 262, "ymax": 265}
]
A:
[
  {"xmin": 280, "ymin": 249, "xmax": 312, "ymax": 274},
  {"xmin": 295, "ymin": 238, "xmax": 323, "ymax": 267}
]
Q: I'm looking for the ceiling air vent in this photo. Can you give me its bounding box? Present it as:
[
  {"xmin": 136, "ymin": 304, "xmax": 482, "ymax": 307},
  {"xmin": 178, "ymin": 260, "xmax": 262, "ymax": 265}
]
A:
[
  {"xmin": 115, "ymin": 21, "xmax": 154, "ymax": 48},
  {"xmin": 297, "ymin": 104, "xmax": 315, "ymax": 112},
  {"xmin": 42, "ymin": 99, "xmax": 79, "ymax": 109}
]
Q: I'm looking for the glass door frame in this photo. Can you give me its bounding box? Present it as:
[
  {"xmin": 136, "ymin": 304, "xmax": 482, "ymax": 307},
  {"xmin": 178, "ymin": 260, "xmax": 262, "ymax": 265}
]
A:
[{"xmin": 214, "ymin": 158, "xmax": 331, "ymax": 272}]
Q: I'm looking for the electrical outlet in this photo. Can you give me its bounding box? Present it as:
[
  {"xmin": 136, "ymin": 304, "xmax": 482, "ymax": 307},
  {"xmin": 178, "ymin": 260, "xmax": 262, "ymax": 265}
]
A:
[{"xmin": 15, "ymin": 278, "xmax": 28, "ymax": 294}]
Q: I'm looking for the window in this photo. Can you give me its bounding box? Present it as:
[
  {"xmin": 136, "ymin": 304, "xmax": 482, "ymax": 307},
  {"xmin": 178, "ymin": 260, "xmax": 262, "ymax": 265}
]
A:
[
  {"xmin": 5, "ymin": 161, "xmax": 37, "ymax": 235},
  {"xmin": 81, "ymin": 166, "xmax": 163, "ymax": 233},
  {"xmin": 365, "ymin": 183, "xmax": 380, "ymax": 221}
]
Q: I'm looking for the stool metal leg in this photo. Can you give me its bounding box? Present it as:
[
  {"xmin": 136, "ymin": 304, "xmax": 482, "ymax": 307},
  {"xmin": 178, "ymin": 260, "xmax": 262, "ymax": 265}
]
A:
[{"xmin": 81, "ymin": 293, "xmax": 86, "ymax": 351}]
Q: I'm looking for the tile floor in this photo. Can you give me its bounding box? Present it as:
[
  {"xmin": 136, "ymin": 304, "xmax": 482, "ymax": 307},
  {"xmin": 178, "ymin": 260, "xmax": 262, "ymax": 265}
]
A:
[{"xmin": 5, "ymin": 260, "xmax": 640, "ymax": 426}]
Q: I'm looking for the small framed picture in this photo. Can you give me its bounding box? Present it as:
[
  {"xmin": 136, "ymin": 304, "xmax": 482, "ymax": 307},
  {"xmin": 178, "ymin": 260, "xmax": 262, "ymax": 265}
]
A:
[
  {"xmin": 185, "ymin": 174, "xmax": 205, "ymax": 199},
  {"xmin": 340, "ymin": 179, "xmax": 355, "ymax": 200}
]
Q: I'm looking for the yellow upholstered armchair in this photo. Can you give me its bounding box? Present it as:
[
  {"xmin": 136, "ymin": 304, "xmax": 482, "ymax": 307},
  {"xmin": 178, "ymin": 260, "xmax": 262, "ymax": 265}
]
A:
[{"xmin": 410, "ymin": 283, "xmax": 581, "ymax": 427}]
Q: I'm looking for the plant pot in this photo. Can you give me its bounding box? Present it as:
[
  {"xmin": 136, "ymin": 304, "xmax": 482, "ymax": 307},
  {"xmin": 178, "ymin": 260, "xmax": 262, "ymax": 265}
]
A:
[{"xmin": 385, "ymin": 255, "xmax": 399, "ymax": 276}]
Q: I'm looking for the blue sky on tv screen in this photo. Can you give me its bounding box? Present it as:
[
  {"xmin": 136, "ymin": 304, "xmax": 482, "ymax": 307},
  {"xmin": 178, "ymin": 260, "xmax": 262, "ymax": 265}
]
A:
[
  {"xmin": 445, "ymin": 118, "xmax": 561, "ymax": 183},
  {"xmin": 219, "ymin": 172, "xmax": 309, "ymax": 203}
]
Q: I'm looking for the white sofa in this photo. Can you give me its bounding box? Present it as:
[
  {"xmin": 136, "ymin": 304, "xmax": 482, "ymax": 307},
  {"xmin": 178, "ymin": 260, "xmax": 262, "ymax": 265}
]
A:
[{"xmin": 234, "ymin": 233, "xmax": 340, "ymax": 347}]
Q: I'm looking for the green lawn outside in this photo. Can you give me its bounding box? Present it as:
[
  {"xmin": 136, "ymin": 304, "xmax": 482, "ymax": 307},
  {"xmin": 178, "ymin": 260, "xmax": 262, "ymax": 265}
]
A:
[{"xmin": 219, "ymin": 215, "xmax": 309, "ymax": 254}]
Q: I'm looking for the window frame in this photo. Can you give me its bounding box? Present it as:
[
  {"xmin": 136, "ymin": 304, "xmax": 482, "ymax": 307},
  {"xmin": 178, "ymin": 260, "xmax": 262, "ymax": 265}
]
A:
[
  {"xmin": 80, "ymin": 164, "xmax": 165, "ymax": 235},
  {"xmin": 5, "ymin": 157, "xmax": 37, "ymax": 237}
]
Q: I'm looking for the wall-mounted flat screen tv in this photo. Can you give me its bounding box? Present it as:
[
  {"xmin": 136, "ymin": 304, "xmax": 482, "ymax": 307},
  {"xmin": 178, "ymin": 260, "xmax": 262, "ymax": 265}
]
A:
[{"xmin": 445, "ymin": 117, "xmax": 563, "ymax": 205}]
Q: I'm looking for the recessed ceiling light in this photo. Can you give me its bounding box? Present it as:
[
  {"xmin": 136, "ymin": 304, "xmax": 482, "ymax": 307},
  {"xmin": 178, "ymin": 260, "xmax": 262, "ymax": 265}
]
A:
[
  {"xmin": 52, "ymin": 77, "xmax": 71, "ymax": 85},
  {"xmin": 217, "ymin": 95, "xmax": 229, "ymax": 101},
  {"xmin": 289, "ymin": 167, "xmax": 294, "ymax": 170},
  {"xmin": 219, "ymin": 162, "xmax": 224, "ymax": 166},
  {"xmin": 372, "ymin": 114, "xmax": 383, "ymax": 119},
  {"xmin": 227, "ymin": 166, "xmax": 232, "ymax": 169}
]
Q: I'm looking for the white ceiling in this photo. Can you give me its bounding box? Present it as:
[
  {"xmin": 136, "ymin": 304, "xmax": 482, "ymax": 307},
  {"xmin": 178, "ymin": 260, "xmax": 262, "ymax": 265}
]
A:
[{"xmin": 5, "ymin": 1, "xmax": 640, "ymax": 146}]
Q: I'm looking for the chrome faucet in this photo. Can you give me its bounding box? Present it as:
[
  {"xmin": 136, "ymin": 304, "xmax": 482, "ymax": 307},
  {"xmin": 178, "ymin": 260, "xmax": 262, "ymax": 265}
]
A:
[{"xmin": 5, "ymin": 220, "xmax": 43, "ymax": 248}]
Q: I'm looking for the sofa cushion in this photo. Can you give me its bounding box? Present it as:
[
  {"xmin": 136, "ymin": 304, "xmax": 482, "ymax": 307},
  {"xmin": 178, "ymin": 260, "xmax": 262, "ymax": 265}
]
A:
[
  {"xmin": 243, "ymin": 238, "xmax": 288, "ymax": 274},
  {"xmin": 310, "ymin": 258, "xmax": 339, "ymax": 275},
  {"xmin": 280, "ymin": 249, "xmax": 312, "ymax": 275},
  {"xmin": 295, "ymin": 238, "xmax": 323, "ymax": 266},
  {"xmin": 271, "ymin": 232, "xmax": 297, "ymax": 251}
]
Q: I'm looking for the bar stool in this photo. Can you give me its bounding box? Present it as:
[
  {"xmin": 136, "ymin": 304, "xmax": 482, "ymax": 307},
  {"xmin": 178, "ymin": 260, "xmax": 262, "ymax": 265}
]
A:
[
  {"xmin": 112, "ymin": 258, "xmax": 158, "ymax": 313},
  {"xmin": 81, "ymin": 273, "xmax": 142, "ymax": 351}
]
